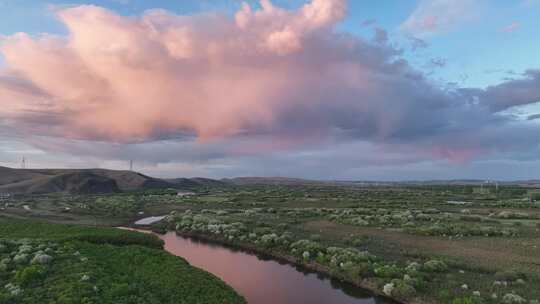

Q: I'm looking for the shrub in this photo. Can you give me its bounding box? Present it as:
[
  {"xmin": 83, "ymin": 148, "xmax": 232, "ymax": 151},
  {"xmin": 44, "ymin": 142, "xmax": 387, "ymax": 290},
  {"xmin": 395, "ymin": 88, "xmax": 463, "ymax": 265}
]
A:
[
  {"xmin": 31, "ymin": 254, "xmax": 53, "ymax": 265},
  {"xmin": 15, "ymin": 265, "xmax": 46, "ymax": 286},
  {"xmin": 260, "ymin": 234, "xmax": 279, "ymax": 248},
  {"xmin": 326, "ymin": 247, "xmax": 374, "ymax": 267},
  {"xmin": 13, "ymin": 254, "xmax": 29, "ymax": 264},
  {"xmin": 352, "ymin": 237, "xmax": 367, "ymax": 247},
  {"xmin": 451, "ymin": 297, "xmax": 482, "ymax": 304},
  {"xmin": 290, "ymin": 240, "xmax": 323, "ymax": 257},
  {"xmin": 18, "ymin": 244, "xmax": 33, "ymax": 254},
  {"xmin": 374, "ymin": 264, "xmax": 402, "ymax": 278},
  {"xmin": 383, "ymin": 283, "xmax": 395, "ymax": 296},
  {"xmin": 4, "ymin": 283, "xmax": 22, "ymax": 296},
  {"xmin": 423, "ymin": 260, "xmax": 448, "ymax": 273},
  {"xmin": 405, "ymin": 262, "xmax": 421, "ymax": 274},
  {"xmin": 350, "ymin": 217, "xmax": 369, "ymax": 226},
  {"xmin": 392, "ymin": 280, "xmax": 416, "ymax": 298},
  {"xmin": 502, "ymin": 293, "xmax": 527, "ymax": 304}
]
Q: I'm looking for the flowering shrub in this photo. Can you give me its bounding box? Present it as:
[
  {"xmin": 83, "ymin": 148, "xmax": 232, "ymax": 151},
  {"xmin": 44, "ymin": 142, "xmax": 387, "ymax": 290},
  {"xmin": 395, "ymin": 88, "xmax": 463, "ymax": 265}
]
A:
[
  {"xmin": 502, "ymin": 293, "xmax": 527, "ymax": 304},
  {"xmin": 374, "ymin": 264, "xmax": 402, "ymax": 278}
]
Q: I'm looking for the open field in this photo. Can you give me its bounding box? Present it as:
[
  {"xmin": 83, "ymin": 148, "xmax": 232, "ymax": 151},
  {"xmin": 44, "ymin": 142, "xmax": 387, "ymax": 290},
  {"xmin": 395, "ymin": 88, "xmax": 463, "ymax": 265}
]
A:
[{"xmin": 2, "ymin": 184, "xmax": 540, "ymax": 303}]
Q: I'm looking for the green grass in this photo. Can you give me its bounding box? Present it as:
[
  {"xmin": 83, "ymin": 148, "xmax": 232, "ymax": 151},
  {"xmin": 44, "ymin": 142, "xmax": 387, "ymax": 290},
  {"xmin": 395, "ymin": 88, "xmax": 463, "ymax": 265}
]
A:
[
  {"xmin": 0, "ymin": 217, "xmax": 245, "ymax": 304},
  {"xmin": 0, "ymin": 218, "xmax": 163, "ymax": 248}
]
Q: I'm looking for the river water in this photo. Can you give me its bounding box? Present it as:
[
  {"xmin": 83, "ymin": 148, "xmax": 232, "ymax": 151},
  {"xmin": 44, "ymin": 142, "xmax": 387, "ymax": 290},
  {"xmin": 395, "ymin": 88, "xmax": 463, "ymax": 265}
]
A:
[{"xmin": 159, "ymin": 231, "xmax": 391, "ymax": 304}]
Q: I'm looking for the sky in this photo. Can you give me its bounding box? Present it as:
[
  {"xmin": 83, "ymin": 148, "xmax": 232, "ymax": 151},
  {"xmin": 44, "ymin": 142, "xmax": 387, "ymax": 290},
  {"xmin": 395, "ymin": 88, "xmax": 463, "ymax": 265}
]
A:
[{"xmin": 0, "ymin": 0, "xmax": 539, "ymax": 180}]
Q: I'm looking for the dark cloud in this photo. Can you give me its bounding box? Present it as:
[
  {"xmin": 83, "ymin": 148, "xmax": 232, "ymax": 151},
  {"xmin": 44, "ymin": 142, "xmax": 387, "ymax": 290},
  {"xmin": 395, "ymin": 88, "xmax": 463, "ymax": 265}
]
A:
[
  {"xmin": 479, "ymin": 70, "xmax": 540, "ymax": 112},
  {"xmin": 372, "ymin": 27, "xmax": 388, "ymax": 44},
  {"xmin": 528, "ymin": 114, "xmax": 540, "ymax": 120}
]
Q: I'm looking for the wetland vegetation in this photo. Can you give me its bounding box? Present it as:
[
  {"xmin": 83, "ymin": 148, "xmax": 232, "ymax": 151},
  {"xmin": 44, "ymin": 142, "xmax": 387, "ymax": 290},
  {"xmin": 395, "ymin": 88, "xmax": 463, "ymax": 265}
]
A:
[
  {"xmin": 0, "ymin": 217, "xmax": 245, "ymax": 304},
  {"xmin": 1, "ymin": 183, "xmax": 540, "ymax": 303}
]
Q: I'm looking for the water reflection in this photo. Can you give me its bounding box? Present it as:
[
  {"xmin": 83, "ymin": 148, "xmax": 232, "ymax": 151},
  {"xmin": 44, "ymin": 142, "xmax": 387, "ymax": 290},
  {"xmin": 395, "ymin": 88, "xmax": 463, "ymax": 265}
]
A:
[
  {"xmin": 134, "ymin": 216, "xmax": 166, "ymax": 225},
  {"xmin": 159, "ymin": 232, "xmax": 393, "ymax": 304}
]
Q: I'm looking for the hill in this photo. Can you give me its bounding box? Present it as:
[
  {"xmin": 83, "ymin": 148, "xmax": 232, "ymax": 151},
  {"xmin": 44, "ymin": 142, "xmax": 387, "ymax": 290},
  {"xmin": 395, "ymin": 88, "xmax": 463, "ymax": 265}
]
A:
[
  {"xmin": 0, "ymin": 171, "xmax": 120, "ymax": 194},
  {"xmin": 0, "ymin": 167, "xmax": 221, "ymax": 194}
]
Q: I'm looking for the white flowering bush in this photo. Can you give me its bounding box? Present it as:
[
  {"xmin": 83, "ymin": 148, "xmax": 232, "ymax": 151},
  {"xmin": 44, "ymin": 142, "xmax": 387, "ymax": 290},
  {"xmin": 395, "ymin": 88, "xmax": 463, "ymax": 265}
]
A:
[
  {"xmin": 31, "ymin": 254, "xmax": 53, "ymax": 265},
  {"xmin": 4, "ymin": 283, "xmax": 22, "ymax": 296},
  {"xmin": 503, "ymin": 293, "xmax": 527, "ymax": 304},
  {"xmin": 290, "ymin": 240, "xmax": 323, "ymax": 259},
  {"xmin": 13, "ymin": 254, "xmax": 29, "ymax": 265},
  {"xmin": 326, "ymin": 247, "xmax": 374, "ymax": 267},
  {"xmin": 374, "ymin": 264, "xmax": 402, "ymax": 279},
  {"xmin": 383, "ymin": 283, "xmax": 395, "ymax": 296}
]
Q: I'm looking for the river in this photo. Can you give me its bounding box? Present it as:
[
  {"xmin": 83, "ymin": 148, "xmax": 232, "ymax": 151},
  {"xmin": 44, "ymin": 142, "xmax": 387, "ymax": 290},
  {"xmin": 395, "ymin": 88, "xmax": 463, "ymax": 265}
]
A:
[{"xmin": 158, "ymin": 231, "xmax": 392, "ymax": 304}]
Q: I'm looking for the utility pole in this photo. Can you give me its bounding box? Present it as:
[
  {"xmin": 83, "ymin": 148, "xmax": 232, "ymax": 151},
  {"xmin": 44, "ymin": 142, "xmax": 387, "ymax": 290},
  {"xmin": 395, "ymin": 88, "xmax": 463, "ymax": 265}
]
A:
[{"xmin": 21, "ymin": 157, "xmax": 26, "ymax": 169}]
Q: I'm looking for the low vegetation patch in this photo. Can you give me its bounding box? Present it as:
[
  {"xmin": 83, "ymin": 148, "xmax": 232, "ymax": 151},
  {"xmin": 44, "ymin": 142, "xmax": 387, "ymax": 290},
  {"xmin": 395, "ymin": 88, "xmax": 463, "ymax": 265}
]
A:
[{"xmin": 0, "ymin": 217, "xmax": 245, "ymax": 304}]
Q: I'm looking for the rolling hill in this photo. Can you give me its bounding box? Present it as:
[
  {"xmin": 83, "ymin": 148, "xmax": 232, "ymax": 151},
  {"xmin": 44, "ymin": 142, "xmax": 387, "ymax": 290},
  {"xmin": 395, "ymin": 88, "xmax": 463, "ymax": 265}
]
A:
[{"xmin": 0, "ymin": 167, "xmax": 223, "ymax": 194}]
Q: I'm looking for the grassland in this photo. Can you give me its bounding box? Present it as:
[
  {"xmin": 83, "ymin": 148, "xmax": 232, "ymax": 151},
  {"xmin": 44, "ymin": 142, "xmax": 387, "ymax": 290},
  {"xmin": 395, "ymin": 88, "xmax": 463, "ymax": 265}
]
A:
[
  {"xmin": 0, "ymin": 217, "xmax": 245, "ymax": 304},
  {"xmin": 1, "ymin": 184, "xmax": 540, "ymax": 303}
]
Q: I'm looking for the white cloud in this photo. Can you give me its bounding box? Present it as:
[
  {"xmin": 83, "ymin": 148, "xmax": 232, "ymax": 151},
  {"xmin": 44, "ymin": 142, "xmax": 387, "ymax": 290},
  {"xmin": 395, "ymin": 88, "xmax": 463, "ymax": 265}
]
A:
[
  {"xmin": 500, "ymin": 21, "xmax": 520, "ymax": 33},
  {"xmin": 400, "ymin": 0, "xmax": 478, "ymax": 38}
]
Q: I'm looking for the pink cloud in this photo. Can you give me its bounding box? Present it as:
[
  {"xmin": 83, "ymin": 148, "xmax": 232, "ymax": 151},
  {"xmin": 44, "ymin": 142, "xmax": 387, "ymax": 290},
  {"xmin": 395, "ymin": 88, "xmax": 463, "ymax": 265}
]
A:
[
  {"xmin": 0, "ymin": 0, "xmax": 538, "ymax": 167},
  {"xmin": 422, "ymin": 15, "xmax": 439, "ymax": 30},
  {"xmin": 400, "ymin": 0, "xmax": 478, "ymax": 37},
  {"xmin": 0, "ymin": 1, "xmax": 348, "ymax": 141},
  {"xmin": 430, "ymin": 146, "xmax": 483, "ymax": 163},
  {"xmin": 500, "ymin": 22, "xmax": 521, "ymax": 33}
]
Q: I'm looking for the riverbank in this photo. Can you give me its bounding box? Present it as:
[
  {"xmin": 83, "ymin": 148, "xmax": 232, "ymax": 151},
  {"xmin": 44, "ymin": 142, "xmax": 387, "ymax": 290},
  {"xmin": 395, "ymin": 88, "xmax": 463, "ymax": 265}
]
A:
[{"xmin": 170, "ymin": 229, "xmax": 423, "ymax": 304}]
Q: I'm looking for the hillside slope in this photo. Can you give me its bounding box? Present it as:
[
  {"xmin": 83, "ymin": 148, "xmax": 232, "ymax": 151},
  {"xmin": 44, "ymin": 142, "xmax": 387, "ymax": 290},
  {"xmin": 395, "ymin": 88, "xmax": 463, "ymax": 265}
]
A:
[{"xmin": 0, "ymin": 167, "xmax": 219, "ymax": 194}]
